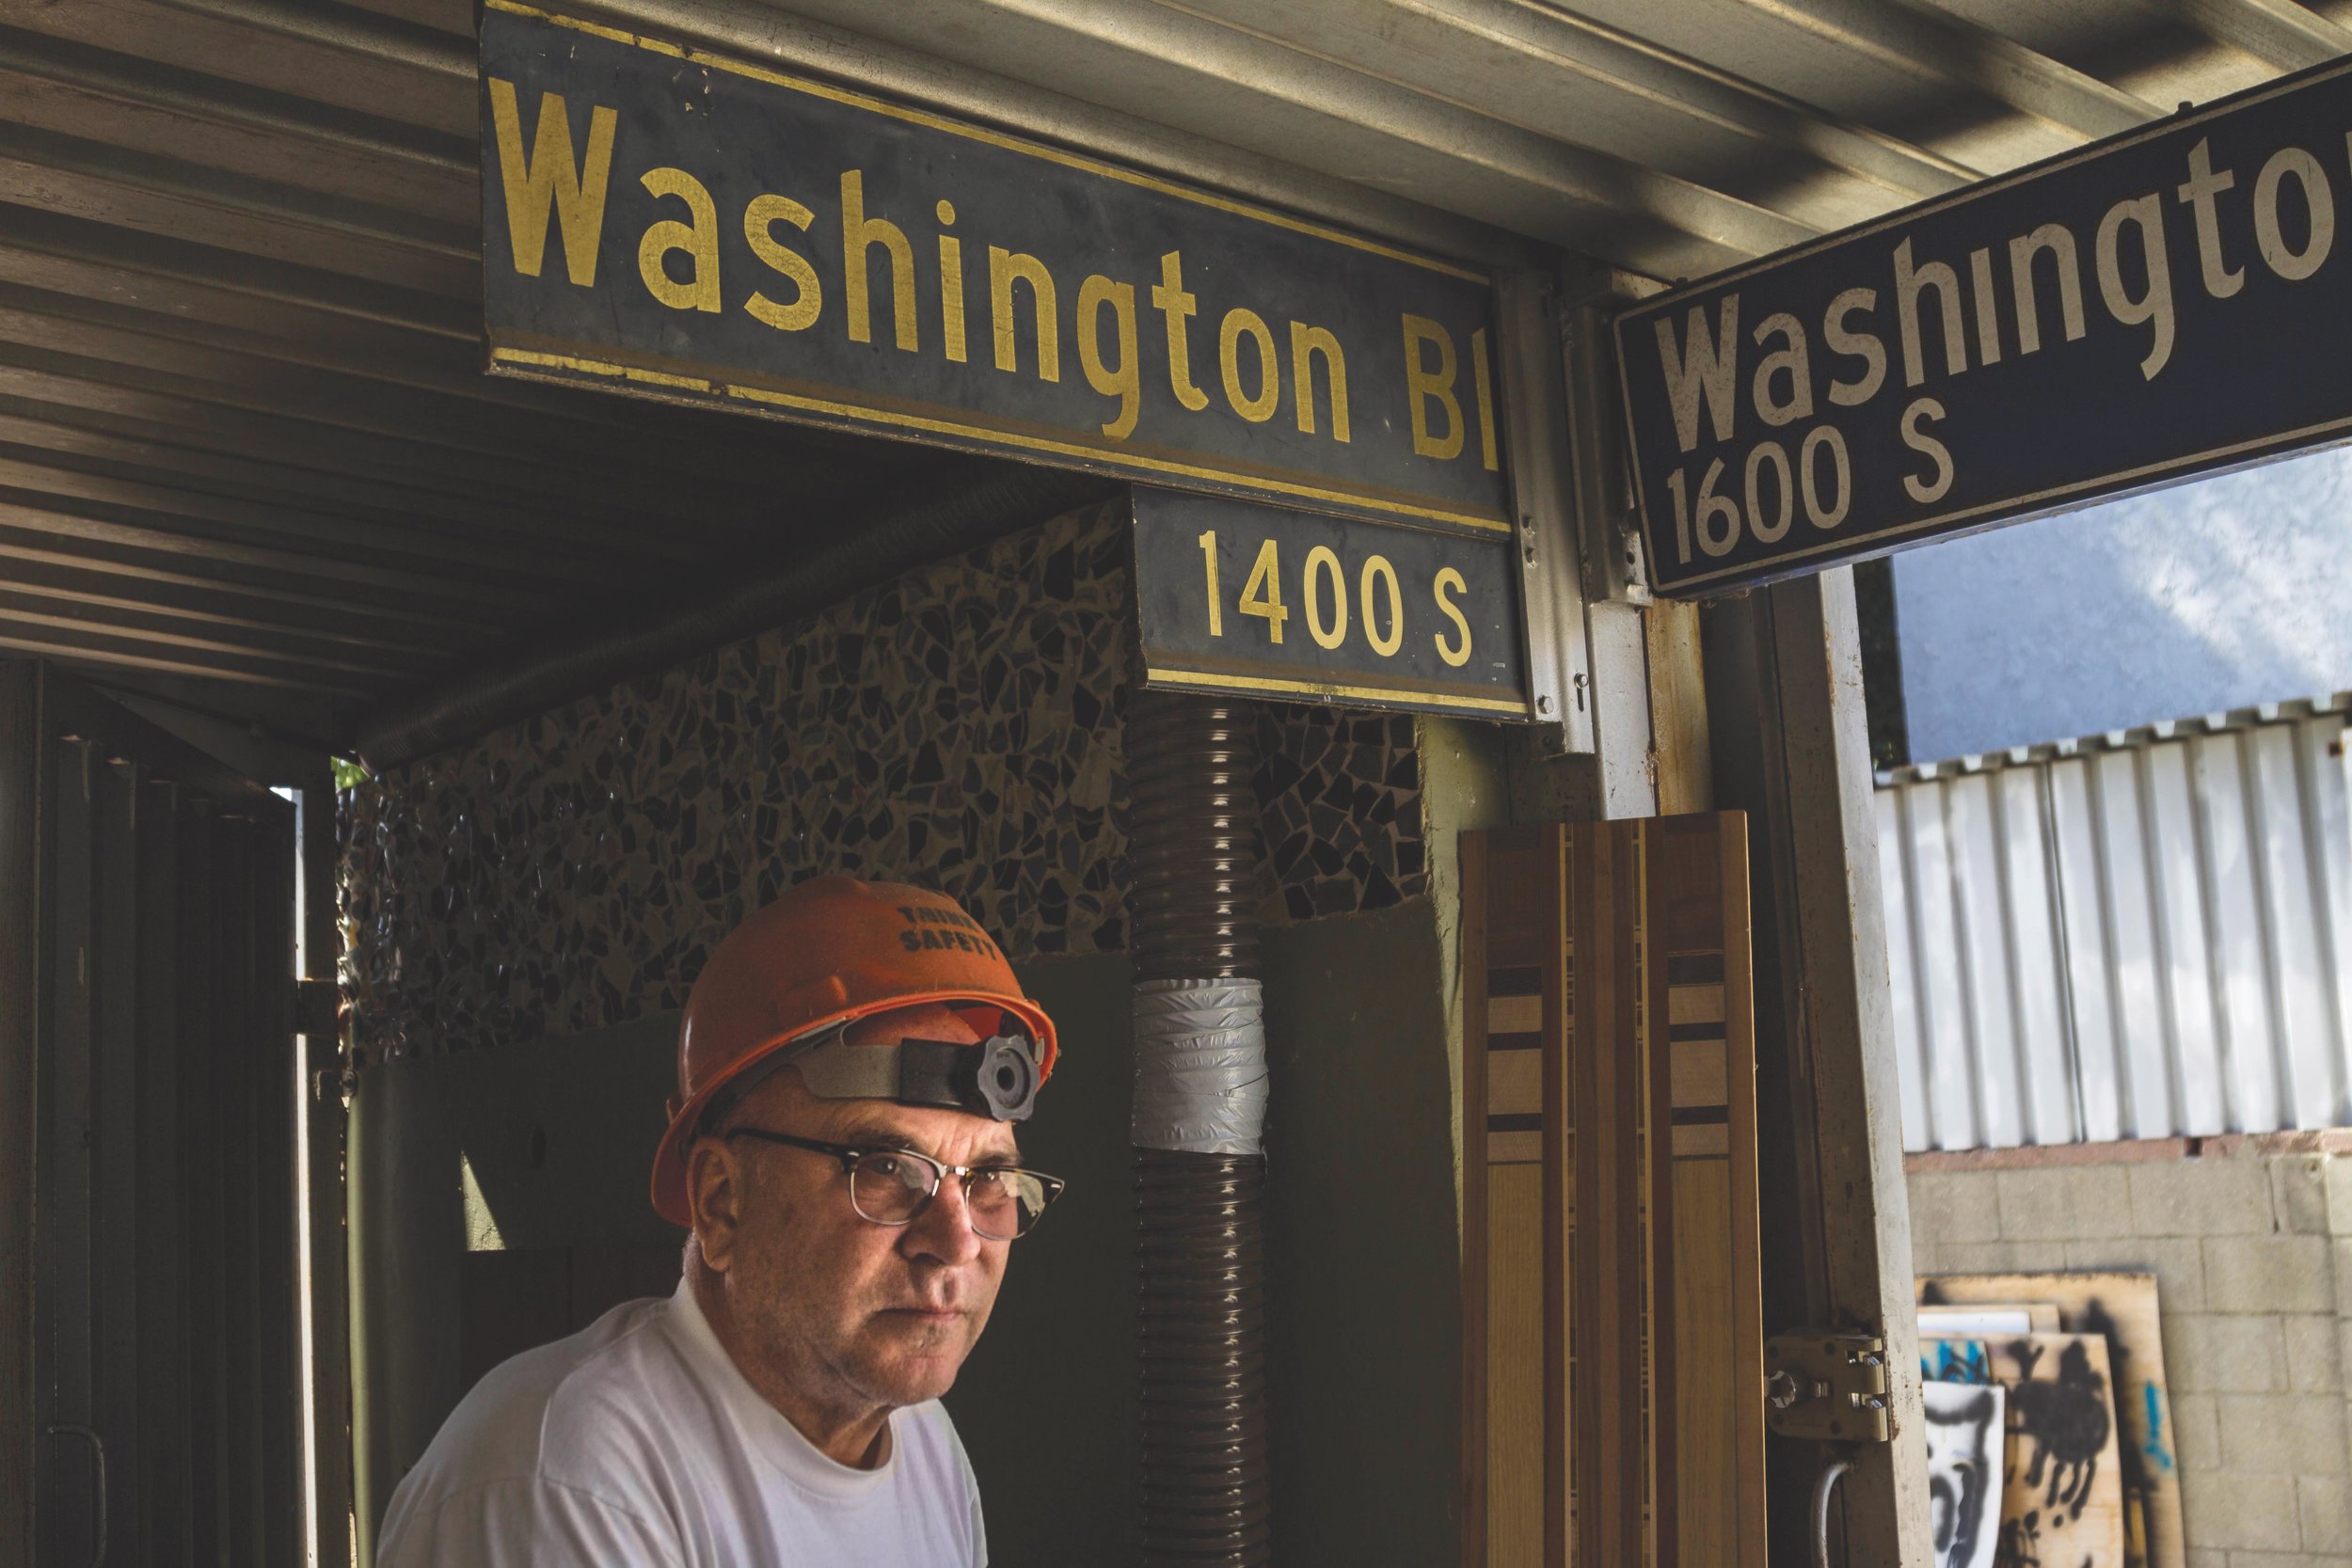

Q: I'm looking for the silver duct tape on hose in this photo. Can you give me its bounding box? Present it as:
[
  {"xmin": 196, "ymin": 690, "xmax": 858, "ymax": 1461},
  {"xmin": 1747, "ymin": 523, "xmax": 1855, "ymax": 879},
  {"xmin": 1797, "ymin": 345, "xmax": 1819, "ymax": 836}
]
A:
[{"xmin": 1131, "ymin": 979, "xmax": 1268, "ymax": 1155}]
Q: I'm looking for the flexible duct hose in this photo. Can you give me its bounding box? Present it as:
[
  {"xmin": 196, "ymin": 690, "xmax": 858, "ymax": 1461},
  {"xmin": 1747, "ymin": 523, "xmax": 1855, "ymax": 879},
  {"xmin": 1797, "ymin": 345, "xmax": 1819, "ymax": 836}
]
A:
[{"xmin": 1125, "ymin": 691, "xmax": 1271, "ymax": 1567}]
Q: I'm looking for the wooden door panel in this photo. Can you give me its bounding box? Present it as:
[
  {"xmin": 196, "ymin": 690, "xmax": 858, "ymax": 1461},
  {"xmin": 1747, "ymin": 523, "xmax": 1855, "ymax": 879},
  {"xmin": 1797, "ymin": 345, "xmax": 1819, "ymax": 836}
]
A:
[{"xmin": 1462, "ymin": 816, "xmax": 1766, "ymax": 1568}]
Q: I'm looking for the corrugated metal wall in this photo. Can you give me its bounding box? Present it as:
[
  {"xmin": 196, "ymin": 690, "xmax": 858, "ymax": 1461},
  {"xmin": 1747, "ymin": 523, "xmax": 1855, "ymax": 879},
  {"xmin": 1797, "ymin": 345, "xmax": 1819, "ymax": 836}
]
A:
[{"xmin": 1879, "ymin": 697, "xmax": 2352, "ymax": 1151}]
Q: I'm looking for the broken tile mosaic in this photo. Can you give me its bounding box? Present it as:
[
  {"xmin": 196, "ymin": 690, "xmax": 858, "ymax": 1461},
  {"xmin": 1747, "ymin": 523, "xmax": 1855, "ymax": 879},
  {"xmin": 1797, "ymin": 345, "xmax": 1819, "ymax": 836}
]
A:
[{"xmin": 340, "ymin": 500, "xmax": 1427, "ymax": 1061}]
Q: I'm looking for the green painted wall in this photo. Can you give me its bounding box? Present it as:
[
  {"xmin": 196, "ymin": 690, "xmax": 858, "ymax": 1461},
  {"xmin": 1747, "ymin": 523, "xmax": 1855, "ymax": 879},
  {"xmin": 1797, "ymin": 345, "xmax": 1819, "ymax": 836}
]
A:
[
  {"xmin": 943, "ymin": 956, "xmax": 1137, "ymax": 1565},
  {"xmin": 969, "ymin": 902, "xmax": 1468, "ymax": 1566},
  {"xmin": 1263, "ymin": 899, "xmax": 1463, "ymax": 1568},
  {"xmin": 346, "ymin": 1013, "xmax": 681, "ymax": 1558}
]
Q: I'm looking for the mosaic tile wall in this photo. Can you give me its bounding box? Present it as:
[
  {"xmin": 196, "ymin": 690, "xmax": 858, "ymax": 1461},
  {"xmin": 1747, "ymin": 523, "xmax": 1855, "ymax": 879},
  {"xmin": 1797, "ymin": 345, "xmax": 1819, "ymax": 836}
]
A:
[{"xmin": 340, "ymin": 499, "xmax": 1426, "ymax": 1061}]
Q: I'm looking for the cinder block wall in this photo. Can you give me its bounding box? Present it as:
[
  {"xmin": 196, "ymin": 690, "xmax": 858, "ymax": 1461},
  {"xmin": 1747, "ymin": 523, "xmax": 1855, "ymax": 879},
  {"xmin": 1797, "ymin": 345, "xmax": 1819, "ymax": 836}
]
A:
[{"xmin": 1909, "ymin": 1142, "xmax": 2352, "ymax": 1567}]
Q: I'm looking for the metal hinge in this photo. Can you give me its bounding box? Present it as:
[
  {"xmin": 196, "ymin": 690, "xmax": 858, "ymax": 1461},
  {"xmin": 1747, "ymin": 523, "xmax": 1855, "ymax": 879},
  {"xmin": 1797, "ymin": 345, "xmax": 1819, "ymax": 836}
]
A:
[
  {"xmin": 1765, "ymin": 1331, "xmax": 1892, "ymax": 1443},
  {"xmin": 294, "ymin": 976, "xmax": 340, "ymax": 1038}
]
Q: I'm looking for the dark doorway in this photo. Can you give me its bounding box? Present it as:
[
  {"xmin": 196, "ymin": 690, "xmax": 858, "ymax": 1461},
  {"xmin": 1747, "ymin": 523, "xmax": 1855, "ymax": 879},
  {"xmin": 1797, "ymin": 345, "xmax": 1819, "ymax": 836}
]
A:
[{"xmin": 1, "ymin": 660, "xmax": 309, "ymax": 1568}]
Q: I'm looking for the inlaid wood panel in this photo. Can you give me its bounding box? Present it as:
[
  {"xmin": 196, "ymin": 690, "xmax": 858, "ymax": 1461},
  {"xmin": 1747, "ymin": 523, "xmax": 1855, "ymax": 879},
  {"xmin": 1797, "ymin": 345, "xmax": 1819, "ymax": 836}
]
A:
[{"xmin": 1461, "ymin": 816, "xmax": 1765, "ymax": 1568}]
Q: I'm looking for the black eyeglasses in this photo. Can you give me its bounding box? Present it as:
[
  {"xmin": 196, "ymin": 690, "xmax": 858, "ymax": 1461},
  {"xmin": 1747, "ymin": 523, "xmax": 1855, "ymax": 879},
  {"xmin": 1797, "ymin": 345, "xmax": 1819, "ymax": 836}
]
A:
[{"xmin": 724, "ymin": 1129, "xmax": 1065, "ymax": 1241}]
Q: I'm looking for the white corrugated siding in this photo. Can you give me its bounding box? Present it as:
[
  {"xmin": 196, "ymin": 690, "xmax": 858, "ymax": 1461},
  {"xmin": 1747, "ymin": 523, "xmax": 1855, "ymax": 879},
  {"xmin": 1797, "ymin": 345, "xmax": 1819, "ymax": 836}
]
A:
[{"xmin": 1881, "ymin": 698, "xmax": 2352, "ymax": 1150}]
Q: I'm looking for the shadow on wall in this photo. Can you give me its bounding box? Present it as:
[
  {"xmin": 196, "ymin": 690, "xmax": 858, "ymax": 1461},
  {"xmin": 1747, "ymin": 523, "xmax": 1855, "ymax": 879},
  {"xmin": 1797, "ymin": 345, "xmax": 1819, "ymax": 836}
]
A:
[{"xmin": 1893, "ymin": 445, "xmax": 2352, "ymax": 761}]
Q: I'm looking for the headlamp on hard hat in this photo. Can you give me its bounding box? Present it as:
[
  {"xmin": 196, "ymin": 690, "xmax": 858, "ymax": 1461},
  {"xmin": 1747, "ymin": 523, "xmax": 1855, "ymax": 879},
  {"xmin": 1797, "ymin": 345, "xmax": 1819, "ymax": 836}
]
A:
[
  {"xmin": 891, "ymin": 1032, "xmax": 1041, "ymax": 1121},
  {"xmin": 771, "ymin": 1015, "xmax": 1043, "ymax": 1123}
]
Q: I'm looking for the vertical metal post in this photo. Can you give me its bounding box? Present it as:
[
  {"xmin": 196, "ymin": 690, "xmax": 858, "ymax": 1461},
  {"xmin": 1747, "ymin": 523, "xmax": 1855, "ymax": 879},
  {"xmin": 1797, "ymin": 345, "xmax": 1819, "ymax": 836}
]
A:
[
  {"xmin": 298, "ymin": 778, "xmax": 354, "ymax": 1568},
  {"xmin": 181, "ymin": 800, "xmax": 232, "ymax": 1563},
  {"xmin": 134, "ymin": 775, "xmax": 189, "ymax": 1557},
  {"xmin": 1705, "ymin": 570, "xmax": 1931, "ymax": 1568},
  {"xmin": 1558, "ymin": 265, "xmax": 1671, "ymax": 821},
  {"xmin": 91, "ymin": 759, "xmax": 143, "ymax": 1560},
  {"xmin": 43, "ymin": 731, "xmax": 97, "ymax": 1568},
  {"xmin": 1495, "ymin": 273, "xmax": 1596, "ymax": 758},
  {"xmin": 255, "ymin": 815, "xmax": 304, "ymax": 1567},
  {"xmin": 0, "ymin": 663, "xmax": 38, "ymax": 1568},
  {"xmin": 1500, "ymin": 261, "xmax": 1698, "ymax": 825}
]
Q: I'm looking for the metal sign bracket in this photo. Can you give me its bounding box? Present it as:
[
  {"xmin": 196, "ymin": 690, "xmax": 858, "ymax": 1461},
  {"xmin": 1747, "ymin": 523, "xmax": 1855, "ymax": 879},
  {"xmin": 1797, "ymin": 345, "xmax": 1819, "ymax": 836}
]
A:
[{"xmin": 1496, "ymin": 272, "xmax": 1597, "ymax": 754}]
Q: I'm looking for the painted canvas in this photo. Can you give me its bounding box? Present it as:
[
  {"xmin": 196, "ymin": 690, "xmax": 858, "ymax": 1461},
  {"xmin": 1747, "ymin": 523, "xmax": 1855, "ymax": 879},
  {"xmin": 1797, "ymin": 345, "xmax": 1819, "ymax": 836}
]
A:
[
  {"xmin": 1919, "ymin": 1273, "xmax": 2182, "ymax": 1568},
  {"xmin": 1921, "ymin": 1306, "xmax": 2058, "ymax": 1336},
  {"xmin": 1987, "ymin": 1333, "xmax": 2126, "ymax": 1568},
  {"xmin": 1924, "ymin": 1337, "xmax": 1994, "ymax": 1386},
  {"xmin": 1927, "ymin": 1381, "xmax": 2007, "ymax": 1568}
]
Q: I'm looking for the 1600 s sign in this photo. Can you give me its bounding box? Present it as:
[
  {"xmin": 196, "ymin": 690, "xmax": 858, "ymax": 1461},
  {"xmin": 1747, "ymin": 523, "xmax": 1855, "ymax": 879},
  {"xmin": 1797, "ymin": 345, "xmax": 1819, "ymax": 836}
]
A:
[
  {"xmin": 1616, "ymin": 55, "xmax": 2352, "ymax": 594},
  {"xmin": 480, "ymin": 3, "xmax": 1510, "ymax": 535}
]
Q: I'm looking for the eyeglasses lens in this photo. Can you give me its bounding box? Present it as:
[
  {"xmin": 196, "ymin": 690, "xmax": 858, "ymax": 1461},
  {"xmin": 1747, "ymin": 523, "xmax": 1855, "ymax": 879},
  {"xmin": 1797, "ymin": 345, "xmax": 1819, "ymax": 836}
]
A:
[
  {"xmin": 964, "ymin": 1168, "xmax": 1051, "ymax": 1239},
  {"xmin": 848, "ymin": 1152, "xmax": 1051, "ymax": 1240},
  {"xmin": 849, "ymin": 1151, "xmax": 932, "ymax": 1225}
]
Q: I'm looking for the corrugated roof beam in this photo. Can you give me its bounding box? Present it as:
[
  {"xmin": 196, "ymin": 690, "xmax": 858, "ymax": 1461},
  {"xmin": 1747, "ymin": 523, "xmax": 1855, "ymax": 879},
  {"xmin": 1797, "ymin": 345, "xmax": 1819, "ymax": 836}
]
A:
[
  {"xmin": 561, "ymin": 0, "xmax": 1549, "ymax": 270},
  {"xmin": 794, "ymin": 0, "xmax": 1814, "ymax": 270},
  {"xmin": 0, "ymin": 620, "xmax": 385, "ymax": 694},
  {"xmin": 2172, "ymin": 0, "xmax": 2352, "ymax": 70},
  {"xmin": 148, "ymin": 0, "xmax": 473, "ymax": 77},
  {"xmin": 0, "ymin": 590, "xmax": 436, "ymax": 673},
  {"xmin": 1425, "ymin": 0, "xmax": 1979, "ymax": 194},
  {"xmin": 1737, "ymin": 0, "xmax": 2162, "ymax": 140},
  {"xmin": 0, "ymin": 528, "xmax": 498, "ymax": 630},
  {"xmin": 0, "ymin": 22, "xmax": 470, "ymax": 177}
]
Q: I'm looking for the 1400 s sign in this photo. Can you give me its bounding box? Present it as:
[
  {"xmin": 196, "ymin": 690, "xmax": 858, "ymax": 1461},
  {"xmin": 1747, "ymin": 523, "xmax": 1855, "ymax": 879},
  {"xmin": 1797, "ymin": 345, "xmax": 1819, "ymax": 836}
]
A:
[
  {"xmin": 479, "ymin": 3, "xmax": 1510, "ymax": 535},
  {"xmin": 1131, "ymin": 488, "xmax": 1526, "ymax": 718},
  {"xmin": 1616, "ymin": 55, "xmax": 2352, "ymax": 594}
]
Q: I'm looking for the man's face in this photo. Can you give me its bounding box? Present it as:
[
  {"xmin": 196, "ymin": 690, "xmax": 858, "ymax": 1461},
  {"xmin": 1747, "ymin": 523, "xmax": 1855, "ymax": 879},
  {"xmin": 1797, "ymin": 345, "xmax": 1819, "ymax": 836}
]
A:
[{"xmin": 700, "ymin": 1069, "xmax": 1017, "ymax": 1417}]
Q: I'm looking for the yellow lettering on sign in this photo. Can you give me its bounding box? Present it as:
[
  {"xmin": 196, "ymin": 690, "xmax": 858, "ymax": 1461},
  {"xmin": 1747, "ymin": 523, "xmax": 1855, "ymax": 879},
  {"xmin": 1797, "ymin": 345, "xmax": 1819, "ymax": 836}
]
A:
[
  {"xmin": 1748, "ymin": 312, "xmax": 1814, "ymax": 428},
  {"xmin": 1895, "ymin": 238, "xmax": 1967, "ymax": 387},
  {"xmin": 991, "ymin": 248, "xmax": 1060, "ymax": 382},
  {"xmin": 1470, "ymin": 327, "xmax": 1498, "ymax": 471},
  {"xmin": 2095, "ymin": 193, "xmax": 2175, "ymax": 380},
  {"xmin": 743, "ymin": 194, "xmax": 820, "ymax": 332},
  {"xmin": 1304, "ymin": 545, "xmax": 1347, "ymax": 649},
  {"xmin": 1220, "ymin": 308, "xmax": 1279, "ymax": 423},
  {"xmin": 1432, "ymin": 567, "xmax": 1473, "ymax": 667},
  {"xmin": 1152, "ymin": 252, "xmax": 1210, "ymax": 413},
  {"xmin": 1077, "ymin": 275, "xmax": 1140, "ymax": 438},
  {"xmin": 1239, "ymin": 537, "xmax": 1288, "ymax": 644},
  {"xmin": 486, "ymin": 80, "xmax": 616, "ymax": 287},
  {"xmin": 1899, "ymin": 396, "xmax": 1953, "ymax": 502},
  {"xmin": 1289, "ymin": 322, "xmax": 1350, "ymax": 443},
  {"xmin": 841, "ymin": 170, "xmax": 918, "ymax": 352},
  {"xmin": 1360, "ymin": 554, "xmax": 1403, "ymax": 657},
  {"xmin": 637, "ymin": 167, "xmax": 720, "ymax": 312},
  {"xmin": 1198, "ymin": 530, "xmax": 1223, "ymax": 638},
  {"xmin": 1402, "ymin": 315, "xmax": 1464, "ymax": 461},
  {"xmin": 2010, "ymin": 226, "xmax": 2088, "ymax": 356},
  {"xmin": 936, "ymin": 200, "xmax": 967, "ymax": 364}
]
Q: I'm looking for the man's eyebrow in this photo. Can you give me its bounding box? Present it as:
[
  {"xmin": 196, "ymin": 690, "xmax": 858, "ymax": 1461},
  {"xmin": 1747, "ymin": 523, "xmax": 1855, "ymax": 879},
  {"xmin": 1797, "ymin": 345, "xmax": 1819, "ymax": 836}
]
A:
[
  {"xmin": 837, "ymin": 1128, "xmax": 921, "ymax": 1151},
  {"xmin": 835, "ymin": 1127, "xmax": 1023, "ymax": 1164}
]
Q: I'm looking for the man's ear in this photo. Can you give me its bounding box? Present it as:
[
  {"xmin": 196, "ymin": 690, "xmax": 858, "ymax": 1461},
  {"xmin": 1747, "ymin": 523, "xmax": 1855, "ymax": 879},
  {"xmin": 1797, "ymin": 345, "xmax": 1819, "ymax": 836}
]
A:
[{"xmin": 687, "ymin": 1136, "xmax": 746, "ymax": 1273}]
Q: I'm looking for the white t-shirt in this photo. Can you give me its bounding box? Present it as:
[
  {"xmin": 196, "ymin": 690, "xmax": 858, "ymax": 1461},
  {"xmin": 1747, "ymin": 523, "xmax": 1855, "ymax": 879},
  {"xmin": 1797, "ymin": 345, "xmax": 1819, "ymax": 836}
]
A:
[{"xmin": 376, "ymin": 1278, "xmax": 987, "ymax": 1568}]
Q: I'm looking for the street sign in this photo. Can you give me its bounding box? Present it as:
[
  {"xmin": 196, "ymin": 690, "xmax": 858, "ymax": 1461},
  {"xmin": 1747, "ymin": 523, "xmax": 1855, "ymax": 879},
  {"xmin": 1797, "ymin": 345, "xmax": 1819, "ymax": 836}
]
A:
[
  {"xmin": 479, "ymin": 3, "xmax": 1511, "ymax": 537},
  {"xmin": 1131, "ymin": 487, "xmax": 1529, "ymax": 718},
  {"xmin": 1615, "ymin": 56, "xmax": 2352, "ymax": 596}
]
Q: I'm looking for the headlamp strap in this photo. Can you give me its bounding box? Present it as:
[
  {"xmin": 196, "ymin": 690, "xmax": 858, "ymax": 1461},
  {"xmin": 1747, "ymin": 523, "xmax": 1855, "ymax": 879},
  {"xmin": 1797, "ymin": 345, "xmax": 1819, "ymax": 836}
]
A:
[{"xmin": 789, "ymin": 1028, "xmax": 1040, "ymax": 1122}]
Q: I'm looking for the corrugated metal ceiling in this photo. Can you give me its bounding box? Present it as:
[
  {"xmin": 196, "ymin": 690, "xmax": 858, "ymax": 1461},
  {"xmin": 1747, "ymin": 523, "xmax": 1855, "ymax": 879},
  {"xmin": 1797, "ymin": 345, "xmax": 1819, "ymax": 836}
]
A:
[{"xmin": 0, "ymin": 0, "xmax": 2328, "ymax": 748}]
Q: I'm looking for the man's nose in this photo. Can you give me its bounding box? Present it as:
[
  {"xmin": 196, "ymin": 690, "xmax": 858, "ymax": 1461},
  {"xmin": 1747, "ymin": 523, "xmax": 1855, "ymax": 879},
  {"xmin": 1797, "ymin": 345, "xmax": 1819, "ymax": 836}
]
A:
[{"xmin": 901, "ymin": 1173, "xmax": 987, "ymax": 1263}]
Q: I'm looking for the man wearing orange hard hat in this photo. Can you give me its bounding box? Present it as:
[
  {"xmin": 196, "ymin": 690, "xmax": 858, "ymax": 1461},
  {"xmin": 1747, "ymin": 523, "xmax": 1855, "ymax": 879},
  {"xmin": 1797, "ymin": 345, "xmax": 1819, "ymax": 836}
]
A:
[{"xmin": 377, "ymin": 875, "xmax": 1063, "ymax": 1566}]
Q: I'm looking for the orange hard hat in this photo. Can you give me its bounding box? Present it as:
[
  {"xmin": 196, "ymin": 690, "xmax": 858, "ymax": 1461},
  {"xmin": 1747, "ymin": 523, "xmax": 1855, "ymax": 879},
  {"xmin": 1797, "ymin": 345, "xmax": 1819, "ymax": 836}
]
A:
[{"xmin": 650, "ymin": 875, "xmax": 1057, "ymax": 1226}]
